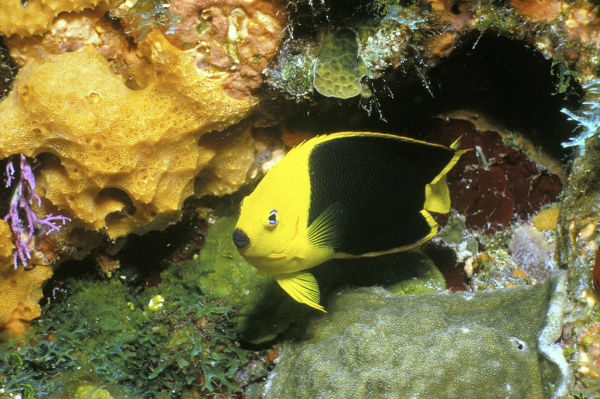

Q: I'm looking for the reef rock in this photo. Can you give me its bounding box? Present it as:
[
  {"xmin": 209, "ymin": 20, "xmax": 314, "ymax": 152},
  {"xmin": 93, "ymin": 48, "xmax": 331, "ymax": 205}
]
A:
[{"xmin": 264, "ymin": 272, "xmax": 569, "ymax": 399}]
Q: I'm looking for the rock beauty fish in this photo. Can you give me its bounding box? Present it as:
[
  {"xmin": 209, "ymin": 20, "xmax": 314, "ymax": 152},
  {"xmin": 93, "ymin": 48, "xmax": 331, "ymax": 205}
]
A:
[{"xmin": 232, "ymin": 132, "xmax": 466, "ymax": 312}]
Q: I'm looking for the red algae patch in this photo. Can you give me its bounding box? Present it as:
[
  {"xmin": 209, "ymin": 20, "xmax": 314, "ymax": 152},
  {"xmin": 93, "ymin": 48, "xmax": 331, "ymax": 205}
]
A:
[{"xmin": 425, "ymin": 119, "xmax": 563, "ymax": 233}]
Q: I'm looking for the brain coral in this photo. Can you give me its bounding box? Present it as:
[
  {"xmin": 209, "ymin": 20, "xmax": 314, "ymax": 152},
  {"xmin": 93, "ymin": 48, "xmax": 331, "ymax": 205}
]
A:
[
  {"xmin": 265, "ymin": 273, "xmax": 568, "ymax": 399},
  {"xmin": 0, "ymin": 29, "xmax": 268, "ymax": 238},
  {"xmin": 313, "ymin": 29, "xmax": 367, "ymax": 99}
]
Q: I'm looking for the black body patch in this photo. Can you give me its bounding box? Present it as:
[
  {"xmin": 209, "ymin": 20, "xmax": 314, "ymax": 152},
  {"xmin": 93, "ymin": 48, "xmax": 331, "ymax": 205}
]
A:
[{"xmin": 307, "ymin": 135, "xmax": 454, "ymax": 255}]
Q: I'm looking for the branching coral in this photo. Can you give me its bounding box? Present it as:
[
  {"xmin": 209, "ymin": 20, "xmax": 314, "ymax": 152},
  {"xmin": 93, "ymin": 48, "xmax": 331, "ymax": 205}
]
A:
[
  {"xmin": 561, "ymin": 79, "xmax": 600, "ymax": 155},
  {"xmin": 3, "ymin": 154, "xmax": 70, "ymax": 269}
]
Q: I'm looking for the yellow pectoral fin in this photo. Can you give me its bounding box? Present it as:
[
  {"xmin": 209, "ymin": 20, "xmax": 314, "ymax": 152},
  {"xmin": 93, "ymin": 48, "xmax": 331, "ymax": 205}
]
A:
[
  {"xmin": 276, "ymin": 272, "xmax": 327, "ymax": 313},
  {"xmin": 424, "ymin": 174, "xmax": 451, "ymax": 214}
]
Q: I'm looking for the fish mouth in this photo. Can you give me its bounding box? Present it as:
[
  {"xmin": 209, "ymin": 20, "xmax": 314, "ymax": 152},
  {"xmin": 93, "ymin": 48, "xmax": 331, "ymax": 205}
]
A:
[{"xmin": 232, "ymin": 228, "xmax": 251, "ymax": 249}]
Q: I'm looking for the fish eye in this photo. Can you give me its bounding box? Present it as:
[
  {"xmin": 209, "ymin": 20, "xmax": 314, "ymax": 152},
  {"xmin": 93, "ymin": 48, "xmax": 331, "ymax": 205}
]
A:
[{"xmin": 268, "ymin": 210, "xmax": 278, "ymax": 227}]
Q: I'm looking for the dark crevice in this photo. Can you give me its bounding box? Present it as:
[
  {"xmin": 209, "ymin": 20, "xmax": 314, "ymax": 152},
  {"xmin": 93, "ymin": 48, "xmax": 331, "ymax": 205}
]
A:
[
  {"xmin": 0, "ymin": 39, "xmax": 18, "ymax": 102},
  {"xmin": 284, "ymin": 31, "xmax": 582, "ymax": 159}
]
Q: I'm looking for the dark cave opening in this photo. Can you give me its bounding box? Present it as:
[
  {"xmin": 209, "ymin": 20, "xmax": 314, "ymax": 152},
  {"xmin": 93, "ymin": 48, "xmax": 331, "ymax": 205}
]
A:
[{"xmin": 286, "ymin": 30, "xmax": 582, "ymax": 158}]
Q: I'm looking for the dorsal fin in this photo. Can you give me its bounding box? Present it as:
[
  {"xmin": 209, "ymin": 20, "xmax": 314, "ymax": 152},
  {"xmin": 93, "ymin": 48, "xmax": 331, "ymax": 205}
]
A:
[
  {"xmin": 276, "ymin": 272, "xmax": 326, "ymax": 312},
  {"xmin": 429, "ymin": 138, "xmax": 469, "ymax": 185}
]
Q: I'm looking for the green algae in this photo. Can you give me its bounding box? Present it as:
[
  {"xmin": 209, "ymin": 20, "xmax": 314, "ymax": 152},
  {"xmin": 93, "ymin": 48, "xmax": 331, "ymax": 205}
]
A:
[
  {"xmin": 0, "ymin": 259, "xmax": 250, "ymax": 398},
  {"xmin": 383, "ymin": 249, "xmax": 445, "ymax": 295},
  {"xmin": 264, "ymin": 272, "xmax": 568, "ymax": 399},
  {"xmin": 196, "ymin": 216, "xmax": 269, "ymax": 301},
  {"xmin": 196, "ymin": 215, "xmax": 316, "ymax": 344},
  {"xmin": 74, "ymin": 385, "xmax": 114, "ymax": 399}
]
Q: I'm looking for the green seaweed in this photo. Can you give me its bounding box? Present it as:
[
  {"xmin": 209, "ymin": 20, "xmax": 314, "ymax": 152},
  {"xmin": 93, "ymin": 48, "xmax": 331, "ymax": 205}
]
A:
[{"xmin": 0, "ymin": 259, "xmax": 251, "ymax": 398}]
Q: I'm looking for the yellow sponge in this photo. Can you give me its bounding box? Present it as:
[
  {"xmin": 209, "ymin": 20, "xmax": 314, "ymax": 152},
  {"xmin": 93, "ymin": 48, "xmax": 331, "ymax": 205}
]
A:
[{"xmin": 0, "ymin": 0, "xmax": 109, "ymax": 37}]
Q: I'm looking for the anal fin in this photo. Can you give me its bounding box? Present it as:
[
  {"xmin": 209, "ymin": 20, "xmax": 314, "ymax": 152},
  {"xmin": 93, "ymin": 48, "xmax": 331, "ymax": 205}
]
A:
[{"xmin": 276, "ymin": 272, "xmax": 326, "ymax": 312}]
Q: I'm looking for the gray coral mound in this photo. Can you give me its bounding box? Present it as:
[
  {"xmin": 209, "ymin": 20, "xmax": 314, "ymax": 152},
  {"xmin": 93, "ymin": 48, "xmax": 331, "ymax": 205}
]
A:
[{"xmin": 265, "ymin": 273, "xmax": 567, "ymax": 399}]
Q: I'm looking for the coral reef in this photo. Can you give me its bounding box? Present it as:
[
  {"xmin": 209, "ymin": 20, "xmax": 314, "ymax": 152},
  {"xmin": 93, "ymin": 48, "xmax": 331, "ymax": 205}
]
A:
[
  {"xmin": 509, "ymin": 224, "xmax": 556, "ymax": 282},
  {"xmin": 3, "ymin": 0, "xmax": 600, "ymax": 394},
  {"xmin": 383, "ymin": 249, "xmax": 445, "ymax": 295},
  {"xmin": 4, "ymin": 6, "xmax": 139, "ymax": 70},
  {"xmin": 0, "ymin": 41, "xmax": 17, "ymax": 101},
  {"xmin": 557, "ymin": 81, "xmax": 600, "ymax": 394},
  {"xmin": 0, "ymin": 0, "xmax": 287, "ymax": 242},
  {"xmin": 4, "ymin": 154, "xmax": 70, "ymax": 269},
  {"xmin": 561, "ymin": 79, "xmax": 600, "ymax": 155},
  {"xmin": 263, "ymin": 0, "xmax": 600, "ymax": 108},
  {"xmin": 164, "ymin": 0, "xmax": 287, "ymax": 100},
  {"xmin": 263, "ymin": 272, "xmax": 568, "ymax": 399},
  {"xmin": 532, "ymin": 205, "xmax": 560, "ymax": 231}
]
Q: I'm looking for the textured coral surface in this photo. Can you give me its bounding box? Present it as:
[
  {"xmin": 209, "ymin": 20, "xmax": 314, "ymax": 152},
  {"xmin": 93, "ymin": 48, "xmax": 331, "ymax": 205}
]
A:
[
  {"xmin": 0, "ymin": 220, "xmax": 52, "ymax": 333},
  {"xmin": 164, "ymin": 0, "xmax": 287, "ymax": 99},
  {"xmin": 0, "ymin": 34, "xmax": 256, "ymax": 238},
  {"xmin": 0, "ymin": 0, "xmax": 109, "ymax": 37},
  {"xmin": 0, "ymin": 0, "xmax": 287, "ymax": 241},
  {"xmin": 265, "ymin": 275, "xmax": 566, "ymax": 399}
]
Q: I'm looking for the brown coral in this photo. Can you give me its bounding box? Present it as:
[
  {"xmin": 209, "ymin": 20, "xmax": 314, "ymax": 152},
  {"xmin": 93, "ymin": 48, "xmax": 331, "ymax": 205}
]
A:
[
  {"xmin": 424, "ymin": 119, "xmax": 563, "ymax": 233},
  {"xmin": 163, "ymin": 0, "xmax": 287, "ymax": 99}
]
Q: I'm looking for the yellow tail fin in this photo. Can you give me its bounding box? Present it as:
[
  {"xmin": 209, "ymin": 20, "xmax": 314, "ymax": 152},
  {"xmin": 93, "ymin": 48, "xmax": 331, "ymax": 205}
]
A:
[
  {"xmin": 425, "ymin": 138, "xmax": 469, "ymax": 214},
  {"xmin": 424, "ymin": 174, "xmax": 451, "ymax": 214}
]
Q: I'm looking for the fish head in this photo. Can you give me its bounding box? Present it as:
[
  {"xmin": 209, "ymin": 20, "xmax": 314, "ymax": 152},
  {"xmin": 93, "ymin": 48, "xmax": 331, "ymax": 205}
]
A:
[{"xmin": 233, "ymin": 162, "xmax": 309, "ymax": 274}]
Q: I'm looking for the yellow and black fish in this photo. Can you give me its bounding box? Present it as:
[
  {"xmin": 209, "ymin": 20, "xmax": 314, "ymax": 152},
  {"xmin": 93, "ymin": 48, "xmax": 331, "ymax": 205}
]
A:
[{"xmin": 233, "ymin": 132, "xmax": 466, "ymax": 312}]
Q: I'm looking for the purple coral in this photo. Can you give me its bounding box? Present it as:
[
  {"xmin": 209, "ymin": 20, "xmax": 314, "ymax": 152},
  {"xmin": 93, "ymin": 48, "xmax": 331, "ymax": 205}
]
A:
[{"xmin": 3, "ymin": 154, "xmax": 70, "ymax": 269}]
